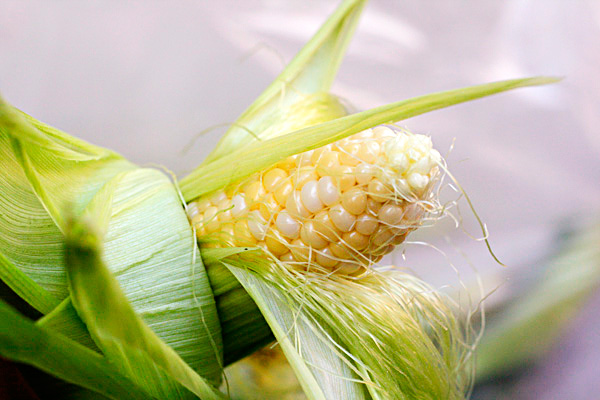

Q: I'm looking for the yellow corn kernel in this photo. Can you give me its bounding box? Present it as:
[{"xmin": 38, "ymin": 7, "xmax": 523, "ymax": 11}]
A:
[
  {"xmin": 273, "ymin": 180, "xmax": 293, "ymax": 205},
  {"xmin": 315, "ymin": 247, "xmax": 339, "ymax": 268},
  {"xmin": 300, "ymin": 221, "xmax": 329, "ymax": 250},
  {"xmin": 342, "ymin": 231, "xmax": 369, "ymax": 251},
  {"xmin": 243, "ymin": 181, "xmax": 265, "ymax": 206},
  {"xmin": 258, "ymin": 193, "xmax": 280, "ymax": 221},
  {"xmin": 334, "ymin": 165, "xmax": 356, "ymax": 192},
  {"xmin": 315, "ymin": 150, "xmax": 340, "ymax": 177},
  {"xmin": 368, "ymin": 179, "xmax": 392, "ymax": 203},
  {"xmin": 338, "ymin": 141, "xmax": 361, "ymax": 166},
  {"xmin": 265, "ymin": 232, "xmax": 290, "ymax": 256},
  {"xmin": 263, "ymin": 168, "xmax": 288, "ymax": 192},
  {"xmin": 341, "ymin": 187, "xmax": 367, "ymax": 215}
]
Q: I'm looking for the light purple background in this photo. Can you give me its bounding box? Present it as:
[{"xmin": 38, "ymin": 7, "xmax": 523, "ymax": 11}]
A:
[{"xmin": 2, "ymin": 1, "xmax": 599, "ymax": 398}]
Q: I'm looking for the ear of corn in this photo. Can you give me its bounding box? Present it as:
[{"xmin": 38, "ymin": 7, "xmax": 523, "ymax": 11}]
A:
[
  {"xmin": 189, "ymin": 125, "xmax": 441, "ymax": 274},
  {"xmin": 0, "ymin": 0, "xmax": 560, "ymax": 398},
  {"xmin": 178, "ymin": 48, "xmax": 556, "ymax": 400}
]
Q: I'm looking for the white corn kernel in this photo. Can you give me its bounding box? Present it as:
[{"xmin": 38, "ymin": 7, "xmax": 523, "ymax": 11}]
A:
[
  {"xmin": 317, "ymin": 176, "xmax": 339, "ymax": 206},
  {"xmin": 231, "ymin": 194, "xmax": 247, "ymax": 217},
  {"xmin": 329, "ymin": 204, "xmax": 356, "ymax": 232},
  {"xmin": 248, "ymin": 211, "xmax": 267, "ymax": 240},
  {"xmin": 275, "ymin": 211, "xmax": 300, "ymax": 239},
  {"xmin": 301, "ymin": 181, "xmax": 324, "ymax": 213}
]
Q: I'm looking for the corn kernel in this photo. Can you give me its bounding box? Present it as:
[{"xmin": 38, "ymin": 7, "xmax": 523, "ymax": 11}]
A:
[
  {"xmin": 355, "ymin": 214, "xmax": 378, "ymax": 235},
  {"xmin": 265, "ymin": 232, "xmax": 290, "ymax": 256},
  {"xmin": 330, "ymin": 242, "xmax": 352, "ymax": 260},
  {"xmin": 300, "ymin": 221, "xmax": 329, "ymax": 250},
  {"xmin": 263, "ymin": 168, "xmax": 288, "ymax": 192},
  {"xmin": 313, "ymin": 210, "xmax": 341, "ymax": 242},
  {"xmin": 368, "ymin": 179, "xmax": 391, "ymax": 203},
  {"xmin": 300, "ymin": 180, "xmax": 324, "ymax": 213},
  {"xmin": 378, "ymin": 204, "xmax": 404, "ymax": 226},
  {"xmin": 338, "ymin": 142, "xmax": 361, "ymax": 166},
  {"xmin": 342, "ymin": 231, "xmax": 369, "ymax": 251},
  {"xmin": 273, "ymin": 180, "xmax": 293, "ymax": 205},
  {"xmin": 244, "ymin": 181, "xmax": 265, "ymax": 205},
  {"xmin": 334, "ymin": 165, "xmax": 356, "ymax": 192},
  {"xmin": 341, "ymin": 187, "xmax": 367, "ymax": 215},
  {"xmin": 329, "ymin": 204, "xmax": 356, "ymax": 232},
  {"xmin": 316, "ymin": 176, "xmax": 339, "ymax": 206},
  {"xmin": 275, "ymin": 211, "xmax": 300, "ymax": 239},
  {"xmin": 315, "ymin": 247, "xmax": 339, "ymax": 269},
  {"xmin": 316, "ymin": 150, "xmax": 340, "ymax": 176}
]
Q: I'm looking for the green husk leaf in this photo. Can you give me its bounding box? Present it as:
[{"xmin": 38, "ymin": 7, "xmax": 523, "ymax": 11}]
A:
[
  {"xmin": 476, "ymin": 218, "xmax": 600, "ymax": 379},
  {"xmin": 181, "ymin": 77, "xmax": 559, "ymax": 201},
  {"xmin": 217, "ymin": 283, "xmax": 274, "ymax": 366},
  {"xmin": 0, "ymin": 96, "xmax": 223, "ymax": 382},
  {"xmin": 210, "ymin": 246, "xmax": 473, "ymax": 399},
  {"xmin": 0, "ymin": 250, "xmax": 60, "ymax": 314},
  {"xmin": 205, "ymin": 0, "xmax": 367, "ymax": 162},
  {"xmin": 0, "ymin": 299, "xmax": 148, "ymax": 400},
  {"xmin": 0, "ymin": 96, "xmax": 132, "ymax": 299},
  {"xmin": 36, "ymin": 297, "xmax": 98, "ymax": 350},
  {"xmin": 65, "ymin": 217, "xmax": 225, "ymax": 400},
  {"xmin": 226, "ymin": 264, "xmax": 364, "ymax": 400},
  {"xmin": 205, "ymin": 247, "xmax": 365, "ymax": 399}
]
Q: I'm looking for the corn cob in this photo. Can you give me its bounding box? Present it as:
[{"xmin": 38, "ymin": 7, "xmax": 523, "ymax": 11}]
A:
[{"xmin": 187, "ymin": 125, "xmax": 441, "ymax": 274}]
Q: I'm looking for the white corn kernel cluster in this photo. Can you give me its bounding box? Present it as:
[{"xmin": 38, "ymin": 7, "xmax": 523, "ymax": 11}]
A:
[{"xmin": 188, "ymin": 125, "xmax": 441, "ymax": 274}]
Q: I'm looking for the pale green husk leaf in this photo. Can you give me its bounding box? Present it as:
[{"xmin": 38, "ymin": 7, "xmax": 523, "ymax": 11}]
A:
[
  {"xmin": 181, "ymin": 77, "xmax": 559, "ymax": 201},
  {"xmin": 0, "ymin": 97, "xmax": 223, "ymax": 382},
  {"xmin": 0, "ymin": 250, "xmax": 60, "ymax": 314},
  {"xmin": 203, "ymin": 248, "xmax": 366, "ymax": 400},
  {"xmin": 37, "ymin": 297, "xmax": 99, "ymax": 350},
  {"xmin": 205, "ymin": 248, "xmax": 473, "ymax": 399},
  {"xmin": 65, "ymin": 217, "xmax": 225, "ymax": 400},
  {"xmin": 228, "ymin": 267, "xmax": 363, "ymax": 400},
  {"xmin": 205, "ymin": 0, "xmax": 366, "ymax": 162},
  {"xmin": 0, "ymin": 299, "xmax": 148, "ymax": 400}
]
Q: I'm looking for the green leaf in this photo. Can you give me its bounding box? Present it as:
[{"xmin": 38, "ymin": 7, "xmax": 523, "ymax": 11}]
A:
[
  {"xmin": 226, "ymin": 263, "xmax": 368, "ymax": 400},
  {"xmin": 0, "ymin": 96, "xmax": 133, "ymax": 300},
  {"xmin": 0, "ymin": 299, "xmax": 148, "ymax": 400},
  {"xmin": 0, "ymin": 250, "xmax": 60, "ymax": 314},
  {"xmin": 181, "ymin": 77, "xmax": 559, "ymax": 201},
  {"xmin": 202, "ymin": 248, "xmax": 276, "ymax": 365},
  {"xmin": 0, "ymin": 97, "xmax": 223, "ymax": 382},
  {"xmin": 65, "ymin": 217, "xmax": 225, "ymax": 400},
  {"xmin": 36, "ymin": 297, "xmax": 98, "ymax": 350},
  {"xmin": 208, "ymin": 244, "xmax": 472, "ymax": 400},
  {"xmin": 205, "ymin": 0, "xmax": 366, "ymax": 162}
]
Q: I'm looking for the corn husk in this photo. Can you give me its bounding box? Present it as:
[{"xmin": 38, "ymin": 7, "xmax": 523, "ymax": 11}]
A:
[
  {"xmin": 0, "ymin": 0, "xmax": 559, "ymax": 398},
  {"xmin": 0, "ymin": 98, "xmax": 225, "ymax": 386}
]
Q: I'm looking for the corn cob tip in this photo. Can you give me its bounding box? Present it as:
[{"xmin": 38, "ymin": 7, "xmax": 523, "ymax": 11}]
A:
[{"xmin": 188, "ymin": 125, "xmax": 442, "ymax": 274}]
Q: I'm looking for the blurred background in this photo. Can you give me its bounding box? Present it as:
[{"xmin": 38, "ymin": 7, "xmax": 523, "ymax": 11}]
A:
[{"xmin": 1, "ymin": 1, "xmax": 599, "ymax": 399}]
